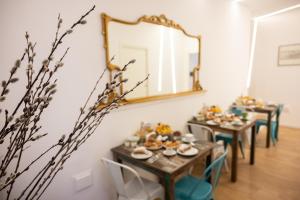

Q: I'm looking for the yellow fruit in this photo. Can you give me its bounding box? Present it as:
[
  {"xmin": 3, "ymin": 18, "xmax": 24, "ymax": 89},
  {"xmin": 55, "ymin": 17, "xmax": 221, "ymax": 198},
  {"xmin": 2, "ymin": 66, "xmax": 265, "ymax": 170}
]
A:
[
  {"xmin": 209, "ymin": 105, "xmax": 222, "ymax": 113},
  {"xmin": 155, "ymin": 123, "xmax": 173, "ymax": 135}
]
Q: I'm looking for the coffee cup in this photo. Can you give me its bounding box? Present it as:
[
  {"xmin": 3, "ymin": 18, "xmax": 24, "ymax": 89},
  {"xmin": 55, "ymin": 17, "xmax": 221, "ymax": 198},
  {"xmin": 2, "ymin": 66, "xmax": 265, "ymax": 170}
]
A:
[{"xmin": 184, "ymin": 133, "xmax": 195, "ymax": 143}]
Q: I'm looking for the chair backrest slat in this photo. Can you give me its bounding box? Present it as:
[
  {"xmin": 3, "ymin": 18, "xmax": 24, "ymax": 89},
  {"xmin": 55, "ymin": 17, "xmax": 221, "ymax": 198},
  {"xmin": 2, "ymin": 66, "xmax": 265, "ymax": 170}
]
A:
[
  {"xmin": 101, "ymin": 158, "xmax": 149, "ymax": 199},
  {"xmin": 107, "ymin": 160, "xmax": 127, "ymax": 196},
  {"xmin": 188, "ymin": 123, "xmax": 215, "ymax": 142},
  {"xmin": 203, "ymin": 150, "xmax": 227, "ymax": 189},
  {"xmin": 277, "ymin": 104, "xmax": 284, "ymax": 116}
]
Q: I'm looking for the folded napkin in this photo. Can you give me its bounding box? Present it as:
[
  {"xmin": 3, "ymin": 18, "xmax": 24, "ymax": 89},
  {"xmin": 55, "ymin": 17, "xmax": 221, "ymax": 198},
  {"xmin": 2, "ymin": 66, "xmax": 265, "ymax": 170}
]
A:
[
  {"xmin": 133, "ymin": 147, "xmax": 147, "ymax": 154},
  {"xmin": 178, "ymin": 144, "xmax": 192, "ymax": 153}
]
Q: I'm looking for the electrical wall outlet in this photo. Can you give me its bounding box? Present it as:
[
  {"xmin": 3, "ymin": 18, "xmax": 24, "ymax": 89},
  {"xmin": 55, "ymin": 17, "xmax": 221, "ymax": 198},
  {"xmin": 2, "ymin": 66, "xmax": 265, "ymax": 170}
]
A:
[{"xmin": 73, "ymin": 169, "xmax": 93, "ymax": 192}]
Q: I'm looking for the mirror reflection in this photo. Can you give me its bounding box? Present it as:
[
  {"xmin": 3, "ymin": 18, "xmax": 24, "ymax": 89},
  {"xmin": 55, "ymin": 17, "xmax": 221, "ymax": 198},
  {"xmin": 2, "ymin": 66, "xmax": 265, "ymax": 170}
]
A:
[{"xmin": 102, "ymin": 14, "xmax": 202, "ymax": 102}]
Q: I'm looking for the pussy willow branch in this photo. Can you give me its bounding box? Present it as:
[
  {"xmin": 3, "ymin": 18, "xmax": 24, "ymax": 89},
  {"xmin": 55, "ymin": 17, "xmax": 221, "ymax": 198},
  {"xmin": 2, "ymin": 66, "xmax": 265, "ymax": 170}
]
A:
[
  {"xmin": 0, "ymin": 5, "xmax": 95, "ymax": 137},
  {"xmin": 0, "ymin": 5, "xmax": 94, "ymax": 177},
  {"xmin": 0, "ymin": 5, "xmax": 97, "ymax": 200},
  {"xmin": 0, "ymin": 5, "xmax": 149, "ymax": 200},
  {"xmin": 14, "ymin": 61, "xmax": 148, "ymax": 200},
  {"xmin": 1, "ymin": 33, "xmax": 58, "ymax": 181}
]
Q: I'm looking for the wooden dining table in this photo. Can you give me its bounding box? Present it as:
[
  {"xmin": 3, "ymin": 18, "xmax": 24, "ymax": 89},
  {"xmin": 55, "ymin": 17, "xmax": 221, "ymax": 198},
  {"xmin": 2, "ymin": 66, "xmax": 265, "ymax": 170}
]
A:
[
  {"xmin": 111, "ymin": 142, "xmax": 215, "ymax": 200},
  {"xmin": 232, "ymin": 104, "xmax": 279, "ymax": 148},
  {"xmin": 188, "ymin": 118, "xmax": 257, "ymax": 182}
]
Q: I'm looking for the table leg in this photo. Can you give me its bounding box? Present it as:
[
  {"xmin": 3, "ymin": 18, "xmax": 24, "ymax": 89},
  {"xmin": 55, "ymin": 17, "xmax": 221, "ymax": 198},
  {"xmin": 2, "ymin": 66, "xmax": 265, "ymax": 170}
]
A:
[
  {"xmin": 206, "ymin": 149, "xmax": 213, "ymax": 183},
  {"xmin": 275, "ymin": 109, "xmax": 280, "ymax": 141},
  {"xmin": 163, "ymin": 175, "xmax": 175, "ymax": 200},
  {"xmin": 250, "ymin": 125, "xmax": 256, "ymax": 165},
  {"xmin": 266, "ymin": 113, "xmax": 272, "ymax": 148},
  {"xmin": 231, "ymin": 133, "xmax": 238, "ymax": 182},
  {"xmin": 113, "ymin": 153, "xmax": 122, "ymax": 163},
  {"xmin": 206, "ymin": 149, "xmax": 212, "ymax": 167}
]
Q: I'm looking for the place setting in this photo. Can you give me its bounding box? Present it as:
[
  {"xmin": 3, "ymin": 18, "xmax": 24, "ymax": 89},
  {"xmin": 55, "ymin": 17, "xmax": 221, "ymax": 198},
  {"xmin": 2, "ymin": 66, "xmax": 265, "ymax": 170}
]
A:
[
  {"xmin": 233, "ymin": 95, "xmax": 279, "ymax": 110},
  {"xmin": 125, "ymin": 122, "xmax": 206, "ymax": 165},
  {"xmin": 193, "ymin": 105, "xmax": 249, "ymax": 129}
]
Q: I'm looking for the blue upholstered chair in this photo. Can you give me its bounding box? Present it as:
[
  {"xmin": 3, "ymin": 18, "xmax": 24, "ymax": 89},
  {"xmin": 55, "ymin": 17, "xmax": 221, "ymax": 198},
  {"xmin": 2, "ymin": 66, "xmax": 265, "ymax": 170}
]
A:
[
  {"xmin": 256, "ymin": 104, "xmax": 284, "ymax": 145},
  {"xmin": 175, "ymin": 150, "xmax": 227, "ymax": 200},
  {"xmin": 215, "ymin": 107, "xmax": 245, "ymax": 158}
]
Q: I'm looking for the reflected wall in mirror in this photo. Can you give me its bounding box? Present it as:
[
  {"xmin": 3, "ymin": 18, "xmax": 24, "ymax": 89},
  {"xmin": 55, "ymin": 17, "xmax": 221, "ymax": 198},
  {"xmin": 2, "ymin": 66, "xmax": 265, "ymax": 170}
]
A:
[{"xmin": 101, "ymin": 13, "xmax": 203, "ymax": 104}]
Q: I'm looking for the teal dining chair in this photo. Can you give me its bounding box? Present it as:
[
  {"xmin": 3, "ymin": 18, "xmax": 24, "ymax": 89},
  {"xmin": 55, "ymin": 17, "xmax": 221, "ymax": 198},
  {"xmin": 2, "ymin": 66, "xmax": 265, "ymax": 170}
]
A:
[
  {"xmin": 256, "ymin": 104, "xmax": 284, "ymax": 145},
  {"xmin": 175, "ymin": 150, "xmax": 227, "ymax": 200},
  {"xmin": 215, "ymin": 107, "xmax": 245, "ymax": 159},
  {"xmin": 215, "ymin": 133, "xmax": 245, "ymax": 158}
]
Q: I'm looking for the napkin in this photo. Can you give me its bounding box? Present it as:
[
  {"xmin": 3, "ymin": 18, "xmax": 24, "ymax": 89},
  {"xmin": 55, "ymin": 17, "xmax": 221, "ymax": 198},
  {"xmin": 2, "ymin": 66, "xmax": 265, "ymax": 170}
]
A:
[
  {"xmin": 133, "ymin": 147, "xmax": 147, "ymax": 154},
  {"xmin": 178, "ymin": 144, "xmax": 192, "ymax": 153}
]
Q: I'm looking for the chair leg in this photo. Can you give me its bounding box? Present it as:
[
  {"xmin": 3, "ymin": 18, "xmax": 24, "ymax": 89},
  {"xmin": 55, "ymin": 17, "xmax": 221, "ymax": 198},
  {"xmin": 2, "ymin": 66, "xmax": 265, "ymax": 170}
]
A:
[
  {"xmin": 275, "ymin": 123, "xmax": 279, "ymax": 141},
  {"xmin": 271, "ymin": 125, "xmax": 277, "ymax": 146},
  {"xmin": 224, "ymin": 158, "xmax": 230, "ymax": 172},
  {"xmin": 271, "ymin": 137, "xmax": 276, "ymax": 146},
  {"xmin": 239, "ymin": 141, "xmax": 245, "ymax": 159},
  {"xmin": 188, "ymin": 166, "xmax": 194, "ymax": 175},
  {"xmin": 224, "ymin": 142, "xmax": 228, "ymax": 150},
  {"xmin": 256, "ymin": 124, "xmax": 261, "ymax": 134}
]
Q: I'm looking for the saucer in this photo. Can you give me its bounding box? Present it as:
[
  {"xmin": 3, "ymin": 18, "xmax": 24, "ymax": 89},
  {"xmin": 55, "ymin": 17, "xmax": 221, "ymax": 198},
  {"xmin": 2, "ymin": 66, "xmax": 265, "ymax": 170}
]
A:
[
  {"xmin": 182, "ymin": 137, "xmax": 196, "ymax": 143},
  {"xmin": 163, "ymin": 149, "xmax": 177, "ymax": 157}
]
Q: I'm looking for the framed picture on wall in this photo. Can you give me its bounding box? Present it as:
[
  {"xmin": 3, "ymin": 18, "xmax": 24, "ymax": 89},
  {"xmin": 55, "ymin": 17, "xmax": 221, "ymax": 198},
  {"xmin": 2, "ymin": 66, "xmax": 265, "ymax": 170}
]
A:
[{"xmin": 278, "ymin": 43, "xmax": 300, "ymax": 66}]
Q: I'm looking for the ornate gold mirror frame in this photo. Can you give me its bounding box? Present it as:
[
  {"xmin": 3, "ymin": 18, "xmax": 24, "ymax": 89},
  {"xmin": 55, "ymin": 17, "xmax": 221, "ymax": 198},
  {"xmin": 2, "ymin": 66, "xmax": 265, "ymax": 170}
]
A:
[{"xmin": 101, "ymin": 13, "xmax": 204, "ymax": 105}]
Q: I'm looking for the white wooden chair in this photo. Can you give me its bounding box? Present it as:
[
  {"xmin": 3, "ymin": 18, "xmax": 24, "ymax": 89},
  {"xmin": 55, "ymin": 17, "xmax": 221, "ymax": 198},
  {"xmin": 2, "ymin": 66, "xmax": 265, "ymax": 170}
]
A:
[{"xmin": 101, "ymin": 158, "xmax": 164, "ymax": 200}]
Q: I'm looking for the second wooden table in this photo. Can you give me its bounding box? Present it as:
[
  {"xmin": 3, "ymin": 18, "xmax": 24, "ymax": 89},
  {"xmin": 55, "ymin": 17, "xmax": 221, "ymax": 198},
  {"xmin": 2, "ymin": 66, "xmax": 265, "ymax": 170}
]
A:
[{"xmin": 188, "ymin": 118, "xmax": 256, "ymax": 182}]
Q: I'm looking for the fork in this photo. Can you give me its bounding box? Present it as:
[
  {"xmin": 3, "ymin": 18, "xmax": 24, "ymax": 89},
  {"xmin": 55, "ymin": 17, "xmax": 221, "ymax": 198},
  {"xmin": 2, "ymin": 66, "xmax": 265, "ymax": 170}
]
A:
[{"xmin": 147, "ymin": 153, "xmax": 161, "ymax": 163}]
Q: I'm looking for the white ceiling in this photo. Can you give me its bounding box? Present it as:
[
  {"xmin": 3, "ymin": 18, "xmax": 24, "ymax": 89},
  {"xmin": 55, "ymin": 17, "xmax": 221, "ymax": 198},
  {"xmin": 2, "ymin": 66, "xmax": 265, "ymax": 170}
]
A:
[{"xmin": 240, "ymin": 0, "xmax": 300, "ymax": 16}]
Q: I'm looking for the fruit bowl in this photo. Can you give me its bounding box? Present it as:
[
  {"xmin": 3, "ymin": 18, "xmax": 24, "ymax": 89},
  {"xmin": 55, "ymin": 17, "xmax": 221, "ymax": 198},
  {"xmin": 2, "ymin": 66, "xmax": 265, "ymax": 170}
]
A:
[{"xmin": 155, "ymin": 123, "xmax": 173, "ymax": 135}]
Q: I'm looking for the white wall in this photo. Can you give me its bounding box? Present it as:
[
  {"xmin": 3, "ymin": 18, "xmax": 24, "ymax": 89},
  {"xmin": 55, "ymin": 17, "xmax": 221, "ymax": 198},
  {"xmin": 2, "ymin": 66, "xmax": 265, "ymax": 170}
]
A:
[
  {"xmin": 249, "ymin": 8, "xmax": 300, "ymax": 128},
  {"xmin": 0, "ymin": 0, "xmax": 251, "ymax": 199}
]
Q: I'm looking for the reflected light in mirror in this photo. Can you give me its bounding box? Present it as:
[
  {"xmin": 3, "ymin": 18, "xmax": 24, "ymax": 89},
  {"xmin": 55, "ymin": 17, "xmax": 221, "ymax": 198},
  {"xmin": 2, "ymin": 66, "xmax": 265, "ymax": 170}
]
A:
[
  {"xmin": 101, "ymin": 13, "xmax": 203, "ymax": 104},
  {"xmin": 158, "ymin": 26, "xmax": 165, "ymax": 92},
  {"xmin": 232, "ymin": 0, "xmax": 243, "ymax": 3},
  {"xmin": 170, "ymin": 28, "xmax": 177, "ymax": 93}
]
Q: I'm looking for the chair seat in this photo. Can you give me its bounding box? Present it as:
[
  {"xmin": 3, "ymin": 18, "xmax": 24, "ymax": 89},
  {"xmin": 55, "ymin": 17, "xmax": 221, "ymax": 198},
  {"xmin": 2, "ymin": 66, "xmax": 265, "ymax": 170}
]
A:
[
  {"xmin": 255, "ymin": 104, "xmax": 283, "ymax": 144},
  {"xmin": 256, "ymin": 119, "xmax": 278, "ymax": 145},
  {"xmin": 215, "ymin": 133, "xmax": 242, "ymax": 143},
  {"xmin": 190, "ymin": 182, "xmax": 212, "ymax": 200},
  {"xmin": 175, "ymin": 175, "xmax": 212, "ymax": 200},
  {"xmin": 124, "ymin": 177, "xmax": 164, "ymax": 200},
  {"xmin": 256, "ymin": 119, "xmax": 277, "ymax": 127},
  {"xmin": 215, "ymin": 133, "xmax": 245, "ymax": 158}
]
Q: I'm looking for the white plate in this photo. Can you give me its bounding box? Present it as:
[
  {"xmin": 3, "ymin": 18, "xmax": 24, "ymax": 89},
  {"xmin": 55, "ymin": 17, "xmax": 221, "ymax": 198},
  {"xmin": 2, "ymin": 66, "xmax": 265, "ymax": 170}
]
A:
[
  {"xmin": 131, "ymin": 150, "xmax": 153, "ymax": 159},
  {"xmin": 181, "ymin": 137, "xmax": 196, "ymax": 143},
  {"xmin": 206, "ymin": 120, "xmax": 218, "ymax": 125},
  {"xmin": 177, "ymin": 146, "xmax": 199, "ymax": 157},
  {"xmin": 231, "ymin": 121, "xmax": 243, "ymax": 126},
  {"xmin": 163, "ymin": 149, "xmax": 177, "ymax": 157}
]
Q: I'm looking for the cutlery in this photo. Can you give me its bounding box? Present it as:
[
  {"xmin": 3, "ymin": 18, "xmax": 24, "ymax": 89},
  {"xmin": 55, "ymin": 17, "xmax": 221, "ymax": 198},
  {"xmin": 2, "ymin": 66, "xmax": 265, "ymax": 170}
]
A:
[
  {"xmin": 160, "ymin": 157, "xmax": 178, "ymax": 168},
  {"xmin": 147, "ymin": 153, "xmax": 161, "ymax": 163}
]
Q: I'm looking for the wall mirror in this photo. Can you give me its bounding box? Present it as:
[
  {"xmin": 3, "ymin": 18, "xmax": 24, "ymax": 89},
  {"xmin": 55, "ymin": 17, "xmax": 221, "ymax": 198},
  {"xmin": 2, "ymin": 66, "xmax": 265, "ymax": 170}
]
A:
[{"xmin": 101, "ymin": 13, "xmax": 203, "ymax": 104}]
